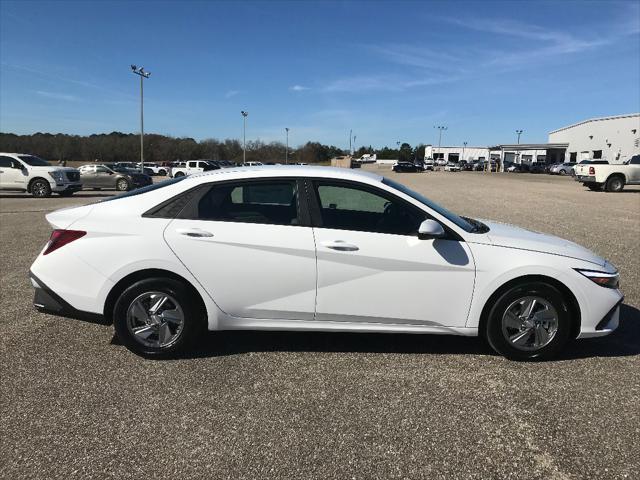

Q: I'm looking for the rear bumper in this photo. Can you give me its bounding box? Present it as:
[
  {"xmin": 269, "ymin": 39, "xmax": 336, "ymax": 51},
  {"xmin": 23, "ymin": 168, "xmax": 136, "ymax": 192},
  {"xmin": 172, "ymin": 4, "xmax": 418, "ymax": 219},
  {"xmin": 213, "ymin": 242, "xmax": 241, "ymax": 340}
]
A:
[
  {"xmin": 575, "ymin": 175, "xmax": 596, "ymax": 183},
  {"xmin": 30, "ymin": 272, "xmax": 108, "ymax": 324}
]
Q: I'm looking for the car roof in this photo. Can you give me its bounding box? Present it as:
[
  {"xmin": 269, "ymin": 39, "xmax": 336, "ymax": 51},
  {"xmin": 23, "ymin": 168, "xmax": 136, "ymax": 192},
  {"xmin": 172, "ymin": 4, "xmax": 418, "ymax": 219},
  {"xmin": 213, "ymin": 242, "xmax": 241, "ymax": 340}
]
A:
[{"xmin": 188, "ymin": 165, "xmax": 384, "ymax": 183}]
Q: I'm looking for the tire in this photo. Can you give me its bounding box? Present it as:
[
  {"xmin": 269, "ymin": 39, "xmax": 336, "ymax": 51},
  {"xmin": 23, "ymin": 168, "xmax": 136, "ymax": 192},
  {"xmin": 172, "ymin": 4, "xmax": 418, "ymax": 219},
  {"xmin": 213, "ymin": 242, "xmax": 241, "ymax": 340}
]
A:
[
  {"xmin": 113, "ymin": 277, "xmax": 206, "ymax": 358},
  {"xmin": 559, "ymin": 169, "xmax": 567, "ymax": 176},
  {"xmin": 116, "ymin": 178, "xmax": 130, "ymax": 191},
  {"xmin": 605, "ymin": 175, "xmax": 625, "ymax": 192},
  {"xmin": 158, "ymin": 169, "xmax": 167, "ymax": 176},
  {"xmin": 485, "ymin": 281, "xmax": 572, "ymax": 361},
  {"xmin": 30, "ymin": 178, "xmax": 52, "ymax": 197},
  {"xmin": 58, "ymin": 191, "xmax": 75, "ymax": 197},
  {"xmin": 174, "ymin": 172, "xmax": 185, "ymax": 177}
]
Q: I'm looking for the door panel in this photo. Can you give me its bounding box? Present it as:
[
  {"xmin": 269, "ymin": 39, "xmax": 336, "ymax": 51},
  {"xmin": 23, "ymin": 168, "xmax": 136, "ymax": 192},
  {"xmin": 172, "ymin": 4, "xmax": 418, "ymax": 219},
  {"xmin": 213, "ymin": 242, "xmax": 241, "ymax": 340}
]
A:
[
  {"xmin": 313, "ymin": 228, "xmax": 475, "ymax": 326},
  {"xmin": 164, "ymin": 220, "xmax": 317, "ymax": 320},
  {"xmin": 163, "ymin": 178, "xmax": 317, "ymax": 320}
]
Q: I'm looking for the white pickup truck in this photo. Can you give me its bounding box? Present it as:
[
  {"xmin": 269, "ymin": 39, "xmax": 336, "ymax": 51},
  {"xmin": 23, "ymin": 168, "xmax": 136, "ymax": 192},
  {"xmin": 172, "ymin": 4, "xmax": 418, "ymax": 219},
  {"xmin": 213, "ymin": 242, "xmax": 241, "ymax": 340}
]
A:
[
  {"xmin": 574, "ymin": 155, "xmax": 640, "ymax": 192},
  {"xmin": 0, "ymin": 153, "xmax": 82, "ymax": 197},
  {"xmin": 170, "ymin": 160, "xmax": 220, "ymax": 177}
]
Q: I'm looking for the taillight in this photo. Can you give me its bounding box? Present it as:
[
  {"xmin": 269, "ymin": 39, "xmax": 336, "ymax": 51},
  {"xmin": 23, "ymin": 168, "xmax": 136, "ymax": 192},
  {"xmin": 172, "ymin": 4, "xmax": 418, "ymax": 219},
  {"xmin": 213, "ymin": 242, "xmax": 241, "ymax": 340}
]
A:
[
  {"xmin": 43, "ymin": 229, "xmax": 86, "ymax": 255},
  {"xmin": 589, "ymin": 166, "xmax": 595, "ymax": 175}
]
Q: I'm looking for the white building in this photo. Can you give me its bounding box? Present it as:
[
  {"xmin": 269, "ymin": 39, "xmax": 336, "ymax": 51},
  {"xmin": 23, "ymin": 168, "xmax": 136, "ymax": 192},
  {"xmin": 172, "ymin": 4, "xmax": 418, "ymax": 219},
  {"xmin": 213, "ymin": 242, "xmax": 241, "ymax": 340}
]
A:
[
  {"xmin": 548, "ymin": 113, "xmax": 640, "ymax": 164},
  {"xmin": 424, "ymin": 145, "xmax": 489, "ymax": 162}
]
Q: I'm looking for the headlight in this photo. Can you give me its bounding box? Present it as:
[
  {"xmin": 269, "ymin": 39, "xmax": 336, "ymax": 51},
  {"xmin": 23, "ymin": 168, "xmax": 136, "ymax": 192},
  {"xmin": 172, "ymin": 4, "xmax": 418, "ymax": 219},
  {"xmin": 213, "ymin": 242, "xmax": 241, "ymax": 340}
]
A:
[
  {"xmin": 575, "ymin": 269, "xmax": 620, "ymax": 289},
  {"xmin": 48, "ymin": 171, "xmax": 65, "ymax": 182}
]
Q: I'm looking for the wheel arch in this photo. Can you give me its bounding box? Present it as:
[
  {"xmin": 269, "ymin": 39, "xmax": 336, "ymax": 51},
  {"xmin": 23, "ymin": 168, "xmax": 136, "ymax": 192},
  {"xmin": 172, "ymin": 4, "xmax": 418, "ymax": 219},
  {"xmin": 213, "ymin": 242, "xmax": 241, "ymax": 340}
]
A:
[
  {"xmin": 605, "ymin": 172, "xmax": 626, "ymax": 184},
  {"xmin": 103, "ymin": 268, "xmax": 208, "ymax": 325},
  {"xmin": 27, "ymin": 176, "xmax": 51, "ymax": 193},
  {"xmin": 478, "ymin": 274, "xmax": 581, "ymax": 341}
]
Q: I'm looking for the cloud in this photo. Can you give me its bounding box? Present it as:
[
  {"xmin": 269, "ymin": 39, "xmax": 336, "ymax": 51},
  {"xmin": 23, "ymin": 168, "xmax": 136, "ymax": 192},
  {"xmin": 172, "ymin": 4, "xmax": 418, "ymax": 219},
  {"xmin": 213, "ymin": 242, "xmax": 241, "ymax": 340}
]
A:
[
  {"xmin": 225, "ymin": 90, "xmax": 239, "ymax": 98},
  {"xmin": 290, "ymin": 85, "xmax": 310, "ymax": 91},
  {"xmin": 35, "ymin": 90, "xmax": 79, "ymax": 102},
  {"xmin": 322, "ymin": 74, "xmax": 457, "ymax": 93}
]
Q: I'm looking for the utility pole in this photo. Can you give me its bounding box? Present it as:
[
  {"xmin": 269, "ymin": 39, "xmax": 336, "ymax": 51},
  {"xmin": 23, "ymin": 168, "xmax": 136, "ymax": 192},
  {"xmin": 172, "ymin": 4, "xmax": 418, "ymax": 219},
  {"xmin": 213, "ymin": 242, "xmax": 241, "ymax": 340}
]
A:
[
  {"xmin": 131, "ymin": 65, "xmax": 150, "ymax": 172},
  {"xmin": 349, "ymin": 129, "xmax": 352, "ymax": 155},
  {"xmin": 434, "ymin": 126, "xmax": 447, "ymax": 162},
  {"xmin": 285, "ymin": 127, "xmax": 289, "ymax": 164},
  {"xmin": 241, "ymin": 111, "xmax": 248, "ymax": 164}
]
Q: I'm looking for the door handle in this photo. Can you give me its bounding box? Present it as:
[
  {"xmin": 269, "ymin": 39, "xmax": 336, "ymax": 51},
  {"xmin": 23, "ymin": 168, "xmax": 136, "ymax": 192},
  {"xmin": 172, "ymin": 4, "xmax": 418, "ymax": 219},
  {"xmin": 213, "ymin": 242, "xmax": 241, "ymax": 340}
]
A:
[
  {"xmin": 321, "ymin": 240, "xmax": 359, "ymax": 251},
  {"xmin": 176, "ymin": 228, "xmax": 214, "ymax": 238}
]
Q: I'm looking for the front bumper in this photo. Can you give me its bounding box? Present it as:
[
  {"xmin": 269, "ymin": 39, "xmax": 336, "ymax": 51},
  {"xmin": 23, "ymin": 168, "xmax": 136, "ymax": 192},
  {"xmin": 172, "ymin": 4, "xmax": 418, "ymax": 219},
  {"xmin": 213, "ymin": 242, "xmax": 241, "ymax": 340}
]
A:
[
  {"xmin": 51, "ymin": 182, "xmax": 83, "ymax": 193},
  {"xmin": 30, "ymin": 272, "xmax": 108, "ymax": 324},
  {"xmin": 578, "ymin": 295, "xmax": 623, "ymax": 338}
]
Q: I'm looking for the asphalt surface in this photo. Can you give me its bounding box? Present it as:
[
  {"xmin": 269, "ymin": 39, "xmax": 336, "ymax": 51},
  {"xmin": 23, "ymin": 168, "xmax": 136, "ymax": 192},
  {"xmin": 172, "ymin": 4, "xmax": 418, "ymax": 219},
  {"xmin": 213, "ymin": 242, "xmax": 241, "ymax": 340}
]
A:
[{"xmin": 1, "ymin": 170, "xmax": 639, "ymax": 479}]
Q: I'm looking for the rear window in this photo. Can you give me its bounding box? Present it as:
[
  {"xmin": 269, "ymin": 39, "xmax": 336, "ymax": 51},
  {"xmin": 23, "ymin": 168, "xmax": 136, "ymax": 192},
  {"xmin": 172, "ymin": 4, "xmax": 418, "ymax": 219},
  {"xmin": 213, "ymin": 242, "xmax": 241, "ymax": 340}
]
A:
[{"xmin": 101, "ymin": 176, "xmax": 187, "ymax": 202}]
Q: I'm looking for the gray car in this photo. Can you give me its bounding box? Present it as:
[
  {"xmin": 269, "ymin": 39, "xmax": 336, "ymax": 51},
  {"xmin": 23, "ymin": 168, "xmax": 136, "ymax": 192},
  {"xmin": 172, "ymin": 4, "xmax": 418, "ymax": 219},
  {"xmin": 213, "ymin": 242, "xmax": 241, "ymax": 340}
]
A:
[{"xmin": 78, "ymin": 164, "xmax": 153, "ymax": 191}]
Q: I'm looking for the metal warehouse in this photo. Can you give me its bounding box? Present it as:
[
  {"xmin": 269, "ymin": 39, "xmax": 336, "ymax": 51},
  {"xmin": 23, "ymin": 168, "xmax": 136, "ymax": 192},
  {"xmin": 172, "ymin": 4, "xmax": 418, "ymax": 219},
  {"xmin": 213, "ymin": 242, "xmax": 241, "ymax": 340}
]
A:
[{"xmin": 548, "ymin": 113, "xmax": 640, "ymax": 164}]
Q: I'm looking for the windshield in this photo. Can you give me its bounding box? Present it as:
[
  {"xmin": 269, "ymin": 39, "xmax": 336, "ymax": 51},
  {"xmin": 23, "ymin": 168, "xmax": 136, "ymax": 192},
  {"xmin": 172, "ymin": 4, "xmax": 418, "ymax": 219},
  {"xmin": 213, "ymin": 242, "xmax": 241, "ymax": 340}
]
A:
[
  {"xmin": 382, "ymin": 177, "xmax": 477, "ymax": 233},
  {"xmin": 101, "ymin": 176, "xmax": 187, "ymax": 202},
  {"xmin": 18, "ymin": 155, "xmax": 51, "ymax": 166}
]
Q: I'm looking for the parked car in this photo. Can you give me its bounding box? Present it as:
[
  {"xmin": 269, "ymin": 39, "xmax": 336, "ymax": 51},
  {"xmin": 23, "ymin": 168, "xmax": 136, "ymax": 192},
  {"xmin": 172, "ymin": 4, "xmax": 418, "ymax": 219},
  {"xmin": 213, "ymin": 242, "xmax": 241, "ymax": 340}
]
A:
[
  {"xmin": 529, "ymin": 163, "xmax": 545, "ymax": 174},
  {"xmin": 392, "ymin": 161, "xmax": 421, "ymax": 172},
  {"xmin": 30, "ymin": 166, "xmax": 622, "ymax": 361},
  {"xmin": 244, "ymin": 161, "xmax": 265, "ymax": 167},
  {"xmin": 444, "ymin": 163, "xmax": 461, "ymax": 172},
  {"xmin": 550, "ymin": 163, "xmax": 575, "ymax": 175},
  {"xmin": 0, "ymin": 153, "xmax": 82, "ymax": 197},
  {"xmin": 78, "ymin": 164, "xmax": 153, "ymax": 191},
  {"xmin": 423, "ymin": 159, "xmax": 435, "ymax": 171},
  {"xmin": 574, "ymin": 154, "xmax": 640, "ymax": 192},
  {"xmin": 435, "ymin": 158, "xmax": 448, "ymax": 166},
  {"xmin": 571, "ymin": 160, "xmax": 609, "ymax": 176},
  {"xmin": 506, "ymin": 164, "xmax": 521, "ymax": 173},
  {"xmin": 171, "ymin": 160, "xmax": 221, "ymax": 177},
  {"xmin": 137, "ymin": 163, "xmax": 169, "ymax": 176}
]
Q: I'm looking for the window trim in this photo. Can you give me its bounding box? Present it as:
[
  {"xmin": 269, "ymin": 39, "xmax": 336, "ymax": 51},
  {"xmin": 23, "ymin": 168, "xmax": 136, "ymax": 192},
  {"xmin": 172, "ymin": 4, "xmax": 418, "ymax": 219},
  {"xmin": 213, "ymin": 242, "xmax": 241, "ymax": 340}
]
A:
[
  {"xmin": 305, "ymin": 178, "xmax": 462, "ymax": 240},
  {"xmin": 148, "ymin": 177, "xmax": 312, "ymax": 227}
]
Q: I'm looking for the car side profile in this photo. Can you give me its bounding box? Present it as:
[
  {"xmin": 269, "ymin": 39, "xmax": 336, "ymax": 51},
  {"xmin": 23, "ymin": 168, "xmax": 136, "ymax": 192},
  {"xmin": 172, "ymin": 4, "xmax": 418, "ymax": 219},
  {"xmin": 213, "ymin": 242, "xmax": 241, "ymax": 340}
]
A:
[
  {"xmin": 30, "ymin": 166, "xmax": 622, "ymax": 360},
  {"xmin": 78, "ymin": 164, "xmax": 152, "ymax": 191},
  {"xmin": 0, "ymin": 153, "xmax": 82, "ymax": 197}
]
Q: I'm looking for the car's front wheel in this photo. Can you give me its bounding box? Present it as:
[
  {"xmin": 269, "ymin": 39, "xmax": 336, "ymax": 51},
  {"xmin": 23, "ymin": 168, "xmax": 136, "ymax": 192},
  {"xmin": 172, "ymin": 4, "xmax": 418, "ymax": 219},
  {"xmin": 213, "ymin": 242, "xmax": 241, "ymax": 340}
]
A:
[
  {"xmin": 485, "ymin": 281, "xmax": 572, "ymax": 361},
  {"xmin": 30, "ymin": 178, "xmax": 52, "ymax": 197},
  {"xmin": 116, "ymin": 178, "xmax": 130, "ymax": 191},
  {"xmin": 113, "ymin": 277, "xmax": 205, "ymax": 358}
]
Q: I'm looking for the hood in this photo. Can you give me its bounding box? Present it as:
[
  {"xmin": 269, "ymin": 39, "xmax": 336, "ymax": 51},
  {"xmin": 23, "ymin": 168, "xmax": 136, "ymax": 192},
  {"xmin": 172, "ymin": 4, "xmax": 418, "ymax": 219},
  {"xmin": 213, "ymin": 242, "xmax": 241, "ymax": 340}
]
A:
[{"xmin": 479, "ymin": 220, "xmax": 606, "ymax": 267}]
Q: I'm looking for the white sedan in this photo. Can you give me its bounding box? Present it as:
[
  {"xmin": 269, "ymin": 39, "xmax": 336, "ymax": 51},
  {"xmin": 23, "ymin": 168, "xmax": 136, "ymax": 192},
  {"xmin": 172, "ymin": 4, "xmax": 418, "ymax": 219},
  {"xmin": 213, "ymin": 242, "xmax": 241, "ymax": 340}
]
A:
[
  {"xmin": 444, "ymin": 163, "xmax": 461, "ymax": 172},
  {"xmin": 30, "ymin": 166, "xmax": 622, "ymax": 360}
]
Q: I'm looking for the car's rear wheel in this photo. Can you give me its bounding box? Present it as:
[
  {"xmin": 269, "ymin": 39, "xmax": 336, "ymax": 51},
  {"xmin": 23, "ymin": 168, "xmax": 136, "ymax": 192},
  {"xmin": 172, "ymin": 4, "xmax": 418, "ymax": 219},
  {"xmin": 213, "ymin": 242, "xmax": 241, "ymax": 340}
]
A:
[
  {"xmin": 116, "ymin": 178, "xmax": 130, "ymax": 191},
  {"xmin": 605, "ymin": 175, "xmax": 625, "ymax": 192},
  {"xmin": 174, "ymin": 172, "xmax": 185, "ymax": 177},
  {"xmin": 485, "ymin": 282, "xmax": 572, "ymax": 361},
  {"xmin": 113, "ymin": 277, "xmax": 205, "ymax": 358},
  {"xmin": 30, "ymin": 178, "xmax": 52, "ymax": 197},
  {"xmin": 158, "ymin": 169, "xmax": 167, "ymax": 176}
]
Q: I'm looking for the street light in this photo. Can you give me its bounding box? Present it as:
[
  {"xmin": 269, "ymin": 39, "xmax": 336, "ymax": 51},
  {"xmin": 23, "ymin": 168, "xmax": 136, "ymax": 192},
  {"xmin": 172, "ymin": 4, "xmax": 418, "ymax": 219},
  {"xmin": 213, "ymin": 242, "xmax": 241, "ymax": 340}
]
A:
[
  {"xmin": 516, "ymin": 129, "xmax": 523, "ymax": 144},
  {"xmin": 241, "ymin": 111, "xmax": 248, "ymax": 164},
  {"xmin": 434, "ymin": 126, "xmax": 447, "ymax": 163},
  {"xmin": 131, "ymin": 65, "xmax": 151, "ymax": 172},
  {"xmin": 353, "ymin": 135, "xmax": 357, "ymax": 154},
  {"xmin": 349, "ymin": 129, "xmax": 353, "ymax": 155},
  {"xmin": 463, "ymin": 141, "xmax": 467, "ymax": 161},
  {"xmin": 285, "ymin": 127, "xmax": 289, "ymax": 164}
]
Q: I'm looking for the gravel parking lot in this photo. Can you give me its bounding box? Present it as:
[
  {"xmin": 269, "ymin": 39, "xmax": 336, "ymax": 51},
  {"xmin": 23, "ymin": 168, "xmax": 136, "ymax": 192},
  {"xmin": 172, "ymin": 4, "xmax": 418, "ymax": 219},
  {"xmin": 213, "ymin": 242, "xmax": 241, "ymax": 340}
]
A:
[{"xmin": 1, "ymin": 170, "xmax": 639, "ymax": 480}]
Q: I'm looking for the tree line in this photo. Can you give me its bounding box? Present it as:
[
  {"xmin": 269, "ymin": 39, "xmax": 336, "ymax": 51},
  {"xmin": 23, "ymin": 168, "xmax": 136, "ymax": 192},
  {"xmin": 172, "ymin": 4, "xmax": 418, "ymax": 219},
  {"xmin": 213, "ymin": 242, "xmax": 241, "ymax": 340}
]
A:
[{"xmin": 0, "ymin": 132, "xmax": 425, "ymax": 164}]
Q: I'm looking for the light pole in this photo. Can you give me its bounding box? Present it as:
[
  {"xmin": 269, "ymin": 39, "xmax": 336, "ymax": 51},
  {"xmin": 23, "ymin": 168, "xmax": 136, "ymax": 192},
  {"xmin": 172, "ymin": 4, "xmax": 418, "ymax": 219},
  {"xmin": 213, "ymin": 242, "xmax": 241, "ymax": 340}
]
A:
[
  {"xmin": 241, "ymin": 111, "xmax": 248, "ymax": 164},
  {"xmin": 285, "ymin": 127, "xmax": 289, "ymax": 164},
  {"xmin": 349, "ymin": 129, "xmax": 352, "ymax": 155},
  {"xmin": 462, "ymin": 141, "xmax": 467, "ymax": 161},
  {"xmin": 131, "ymin": 65, "xmax": 150, "ymax": 172},
  {"xmin": 516, "ymin": 129, "xmax": 523, "ymax": 144},
  {"xmin": 353, "ymin": 135, "xmax": 357, "ymax": 155},
  {"xmin": 434, "ymin": 126, "xmax": 447, "ymax": 162}
]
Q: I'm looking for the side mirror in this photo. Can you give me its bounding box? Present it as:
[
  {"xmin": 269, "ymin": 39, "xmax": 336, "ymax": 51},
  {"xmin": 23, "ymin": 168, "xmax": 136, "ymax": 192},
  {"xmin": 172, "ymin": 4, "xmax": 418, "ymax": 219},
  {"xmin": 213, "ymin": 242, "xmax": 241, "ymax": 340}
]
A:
[{"xmin": 418, "ymin": 219, "xmax": 445, "ymax": 240}]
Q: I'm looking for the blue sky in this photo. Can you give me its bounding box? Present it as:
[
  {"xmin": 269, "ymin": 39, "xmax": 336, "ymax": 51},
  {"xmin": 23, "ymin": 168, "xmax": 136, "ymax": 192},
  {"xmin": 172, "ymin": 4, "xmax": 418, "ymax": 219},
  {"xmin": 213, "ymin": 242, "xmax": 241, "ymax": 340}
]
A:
[{"xmin": 1, "ymin": 0, "xmax": 639, "ymax": 149}]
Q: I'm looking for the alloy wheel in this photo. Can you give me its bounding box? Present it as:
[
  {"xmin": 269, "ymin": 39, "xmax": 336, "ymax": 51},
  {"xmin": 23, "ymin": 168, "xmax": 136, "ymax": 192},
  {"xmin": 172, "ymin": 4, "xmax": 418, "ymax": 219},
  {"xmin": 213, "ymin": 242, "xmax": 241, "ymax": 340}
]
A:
[
  {"xmin": 126, "ymin": 292, "xmax": 185, "ymax": 348},
  {"xmin": 32, "ymin": 181, "xmax": 49, "ymax": 197},
  {"xmin": 501, "ymin": 296, "xmax": 559, "ymax": 351}
]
